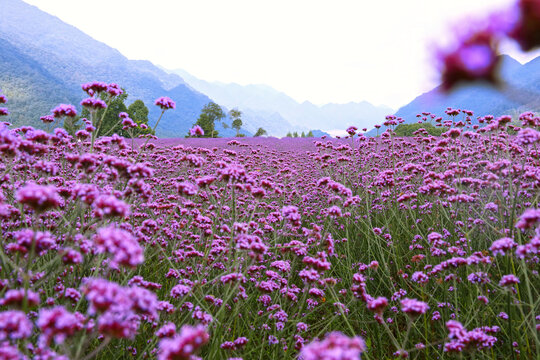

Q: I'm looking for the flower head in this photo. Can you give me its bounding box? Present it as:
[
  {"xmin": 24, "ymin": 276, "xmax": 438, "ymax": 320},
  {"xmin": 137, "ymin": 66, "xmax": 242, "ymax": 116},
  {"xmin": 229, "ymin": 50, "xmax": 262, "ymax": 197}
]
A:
[
  {"xmin": 16, "ymin": 183, "xmax": 62, "ymax": 212},
  {"xmin": 52, "ymin": 104, "xmax": 77, "ymax": 118},
  {"xmin": 92, "ymin": 225, "xmax": 143, "ymax": 268},
  {"xmin": 438, "ymin": 30, "xmax": 500, "ymax": 91},
  {"xmin": 300, "ymin": 331, "xmax": 366, "ymax": 360},
  {"xmin": 158, "ymin": 325, "xmax": 209, "ymax": 360},
  {"xmin": 155, "ymin": 97, "xmax": 176, "ymax": 110},
  {"xmin": 189, "ymin": 125, "xmax": 205, "ymax": 136},
  {"xmin": 508, "ymin": 0, "xmax": 540, "ymax": 51}
]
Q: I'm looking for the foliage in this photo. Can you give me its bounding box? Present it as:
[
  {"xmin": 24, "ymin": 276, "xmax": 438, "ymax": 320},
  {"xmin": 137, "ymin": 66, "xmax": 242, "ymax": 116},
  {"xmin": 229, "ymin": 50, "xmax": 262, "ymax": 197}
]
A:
[
  {"xmin": 127, "ymin": 99, "xmax": 155, "ymax": 137},
  {"xmin": 194, "ymin": 102, "xmax": 226, "ymax": 138},
  {"xmin": 230, "ymin": 109, "xmax": 243, "ymax": 137},
  {"xmin": 254, "ymin": 127, "xmax": 267, "ymax": 137},
  {"xmin": 79, "ymin": 91, "xmax": 127, "ymax": 137},
  {"xmin": 394, "ymin": 122, "xmax": 446, "ymax": 136},
  {"xmin": 62, "ymin": 116, "xmax": 83, "ymax": 136},
  {"xmin": 0, "ymin": 38, "xmax": 81, "ymax": 130}
]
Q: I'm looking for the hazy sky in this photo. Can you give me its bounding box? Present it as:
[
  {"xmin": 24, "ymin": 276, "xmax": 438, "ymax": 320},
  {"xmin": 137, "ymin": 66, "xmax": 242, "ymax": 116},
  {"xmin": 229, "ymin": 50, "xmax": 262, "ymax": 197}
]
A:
[{"xmin": 23, "ymin": 0, "xmax": 540, "ymax": 109}]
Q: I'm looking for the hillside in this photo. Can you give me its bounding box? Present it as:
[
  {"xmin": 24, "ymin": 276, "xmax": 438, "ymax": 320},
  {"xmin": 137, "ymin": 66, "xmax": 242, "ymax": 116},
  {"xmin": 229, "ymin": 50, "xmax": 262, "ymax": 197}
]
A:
[
  {"xmin": 0, "ymin": 38, "xmax": 80, "ymax": 128},
  {"xmin": 0, "ymin": 0, "xmax": 215, "ymax": 137}
]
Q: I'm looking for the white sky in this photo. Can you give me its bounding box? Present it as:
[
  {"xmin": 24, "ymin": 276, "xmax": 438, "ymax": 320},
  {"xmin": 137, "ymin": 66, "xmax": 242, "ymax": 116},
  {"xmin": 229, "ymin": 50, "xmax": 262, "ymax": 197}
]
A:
[{"xmin": 22, "ymin": 0, "xmax": 540, "ymax": 109}]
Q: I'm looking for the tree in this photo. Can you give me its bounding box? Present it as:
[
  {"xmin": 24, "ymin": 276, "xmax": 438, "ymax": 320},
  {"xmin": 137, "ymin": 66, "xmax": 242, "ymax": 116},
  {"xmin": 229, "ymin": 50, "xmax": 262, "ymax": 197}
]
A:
[
  {"xmin": 63, "ymin": 116, "xmax": 83, "ymax": 136},
  {"xmin": 306, "ymin": 130, "xmax": 314, "ymax": 137},
  {"xmin": 127, "ymin": 100, "xmax": 155, "ymax": 137},
  {"xmin": 394, "ymin": 122, "xmax": 446, "ymax": 137},
  {"xmin": 301, "ymin": 131, "xmax": 306, "ymax": 138},
  {"xmin": 254, "ymin": 127, "xmax": 267, "ymax": 137},
  {"xmin": 229, "ymin": 108, "xmax": 243, "ymax": 137},
  {"xmin": 286, "ymin": 132, "xmax": 292, "ymax": 137},
  {"xmin": 292, "ymin": 131, "xmax": 299, "ymax": 138},
  {"xmin": 80, "ymin": 91, "xmax": 128, "ymax": 137},
  {"xmin": 194, "ymin": 102, "xmax": 225, "ymax": 138}
]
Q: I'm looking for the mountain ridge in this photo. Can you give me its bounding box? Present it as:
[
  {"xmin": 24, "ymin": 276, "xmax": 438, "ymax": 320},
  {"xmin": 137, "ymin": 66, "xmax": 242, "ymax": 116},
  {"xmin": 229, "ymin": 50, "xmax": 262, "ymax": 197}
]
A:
[
  {"xmin": 165, "ymin": 67, "xmax": 393, "ymax": 136},
  {"xmin": 0, "ymin": 0, "xmax": 216, "ymax": 137},
  {"xmin": 365, "ymin": 54, "xmax": 540, "ymax": 136}
]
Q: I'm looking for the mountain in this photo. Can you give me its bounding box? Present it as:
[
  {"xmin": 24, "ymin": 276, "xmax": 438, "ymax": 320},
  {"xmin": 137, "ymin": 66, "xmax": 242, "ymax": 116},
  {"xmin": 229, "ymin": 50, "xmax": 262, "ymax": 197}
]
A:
[
  {"xmin": 0, "ymin": 0, "xmax": 216, "ymax": 137},
  {"xmin": 0, "ymin": 37, "xmax": 80, "ymax": 128},
  {"xmin": 166, "ymin": 68, "xmax": 393, "ymax": 136},
  {"xmin": 366, "ymin": 55, "xmax": 540, "ymax": 136}
]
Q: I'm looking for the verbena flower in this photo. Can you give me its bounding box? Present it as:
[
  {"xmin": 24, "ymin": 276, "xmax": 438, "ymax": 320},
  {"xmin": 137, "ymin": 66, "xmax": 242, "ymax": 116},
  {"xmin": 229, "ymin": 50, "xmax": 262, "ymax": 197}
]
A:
[{"xmin": 155, "ymin": 97, "xmax": 176, "ymax": 110}]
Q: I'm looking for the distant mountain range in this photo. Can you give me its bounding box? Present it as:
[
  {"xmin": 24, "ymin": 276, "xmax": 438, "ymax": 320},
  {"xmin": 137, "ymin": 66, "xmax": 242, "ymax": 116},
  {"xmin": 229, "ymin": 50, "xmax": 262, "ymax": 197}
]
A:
[
  {"xmin": 0, "ymin": 0, "xmax": 391, "ymax": 138},
  {"xmin": 0, "ymin": 0, "xmax": 219, "ymax": 137},
  {"xmin": 366, "ymin": 55, "xmax": 540, "ymax": 135},
  {"xmin": 1, "ymin": 0, "xmax": 538, "ymax": 138},
  {"xmin": 166, "ymin": 68, "xmax": 393, "ymax": 136}
]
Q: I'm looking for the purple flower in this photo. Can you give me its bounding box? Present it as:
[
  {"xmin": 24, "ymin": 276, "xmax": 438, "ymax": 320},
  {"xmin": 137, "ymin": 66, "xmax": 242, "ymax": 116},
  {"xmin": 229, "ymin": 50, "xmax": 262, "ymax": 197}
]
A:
[
  {"xmin": 155, "ymin": 96, "xmax": 176, "ymax": 110},
  {"xmin": 40, "ymin": 115, "xmax": 55, "ymax": 124},
  {"xmin": 16, "ymin": 183, "xmax": 62, "ymax": 212},
  {"xmin": 282, "ymin": 205, "xmax": 301, "ymax": 225},
  {"xmin": 91, "ymin": 195, "xmax": 130, "ymax": 218},
  {"xmin": 444, "ymin": 320, "xmax": 497, "ymax": 352},
  {"xmin": 490, "ymin": 237, "xmax": 517, "ymax": 256},
  {"xmin": 508, "ymin": 0, "xmax": 540, "ymax": 51},
  {"xmin": 0, "ymin": 107, "xmax": 9, "ymax": 116},
  {"xmin": 52, "ymin": 104, "xmax": 77, "ymax": 118},
  {"xmin": 37, "ymin": 306, "xmax": 81, "ymax": 345},
  {"xmin": 438, "ymin": 30, "xmax": 500, "ymax": 91},
  {"xmin": 158, "ymin": 324, "xmax": 209, "ymax": 360},
  {"xmin": 170, "ymin": 284, "xmax": 192, "ymax": 299},
  {"xmin": 346, "ymin": 126, "xmax": 358, "ymax": 136},
  {"xmin": 516, "ymin": 208, "xmax": 540, "ymax": 230},
  {"xmin": 177, "ymin": 182, "xmax": 198, "ymax": 196},
  {"xmin": 7, "ymin": 229, "xmax": 56, "ymax": 254},
  {"xmin": 156, "ymin": 322, "xmax": 177, "ymax": 338},
  {"xmin": 1, "ymin": 289, "xmax": 40, "ymax": 308},
  {"xmin": 219, "ymin": 162, "xmax": 247, "ymax": 182},
  {"xmin": 367, "ymin": 297, "xmax": 388, "ymax": 315},
  {"xmin": 235, "ymin": 234, "xmax": 268, "ymax": 257},
  {"xmin": 401, "ymin": 298, "xmax": 429, "ymax": 316},
  {"xmin": 97, "ymin": 308, "xmax": 140, "ymax": 339},
  {"xmin": 81, "ymin": 98, "xmax": 107, "ymax": 110},
  {"xmin": 499, "ymin": 274, "xmax": 520, "ymax": 287},
  {"xmin": 0, "ymin": 344, "xmax": 26, "ymax": 359},
  {"xmin": 411, "ymin": 271, "xmax": 429, "ymax": 284},
  {"xmin": 515, "ymin": 127, "xmax": 540, "ymax": 146},
  {"xmin": 300, "ymin": 331, "xmax": 366, "ymax": 360},
  {"xmin": 107, "ymin": 83, "xmax": 123, "ymax": 97},
  {"xmin": 467, "ymin": 272, "xmax": 490, "ymax": 284},
  {"xmin": 92, "ymin": 225, "xmax": 143, "ymax": 268},
  {"xmin": 189, "ymin": 125, "xmax": 204, "ymax": 136},
  {"xmin": 82, "ymin": 81, "xmax": 109, "ymax": 96},
  {"xmin": 0, "ymin": 310, "xmax": 33, "ymax": 340}
]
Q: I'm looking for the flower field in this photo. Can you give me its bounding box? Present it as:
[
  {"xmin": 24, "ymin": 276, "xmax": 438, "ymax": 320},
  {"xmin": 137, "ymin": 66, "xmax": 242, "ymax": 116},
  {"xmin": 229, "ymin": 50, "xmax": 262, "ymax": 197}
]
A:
[{"xmin": 0, "ymin": 88, "xmax": 540, "ymax": 359}]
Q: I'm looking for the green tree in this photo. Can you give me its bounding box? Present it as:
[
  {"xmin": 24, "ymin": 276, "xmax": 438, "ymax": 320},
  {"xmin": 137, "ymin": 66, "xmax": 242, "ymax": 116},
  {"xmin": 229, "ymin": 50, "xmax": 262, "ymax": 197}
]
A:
[
  {"xmin": 80, "ymin": 91, "xmax": 128, "ymax": 137},
  {"xmin": 63, "ymin": 116, "xmax": 83, "ymax": 136},
  {"xmin": 293, "ymin": 131, "xmax": 299, "ymax": 138},
  {"xmin": 194, "ymin": 102, "xmax": 225, "ymax": 138},
  {"xmin": 254, "ymin": 127, "xmax": 267, "ymax": 137},
  {"xmin": 394, "ymin": 122, "xmax": 446, "ymax": 137},
  {"xmin": 286, "ymin": 132, "xmax": 292, "ymax": 137},
  {"xmin": 306, "ymin": 130, "xmax": 314, "ymax": 137},
  {"xmin": 301, "ymin": 131, "xmax": 306, "ymax": 138},
  {"xmin": 229, "ymin": 108, "xmax": 243, "ymax": 137},
  {"xmin": 127, "ymin": 100, "xmax": 155, "ymax": 137}
]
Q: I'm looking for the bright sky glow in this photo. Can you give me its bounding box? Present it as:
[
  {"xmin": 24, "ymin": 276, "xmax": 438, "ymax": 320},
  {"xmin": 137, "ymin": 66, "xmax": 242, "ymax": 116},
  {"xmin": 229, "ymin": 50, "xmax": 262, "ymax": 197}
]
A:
[{"xmin": 22, "ymin": 0, "xmax": 540, "ymax": 109}]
